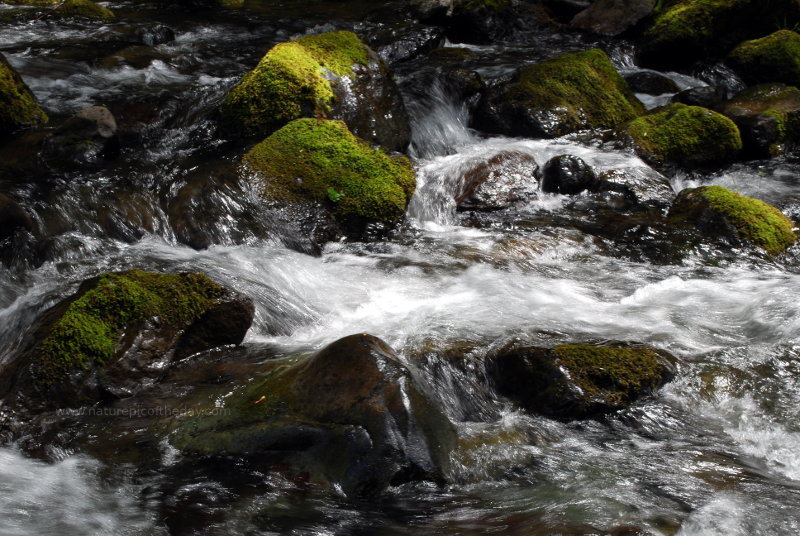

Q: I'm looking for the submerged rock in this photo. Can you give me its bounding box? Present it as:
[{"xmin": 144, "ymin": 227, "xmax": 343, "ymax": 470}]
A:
[
  {"xmin": 456, "ymin": 151, "xmax": 540, "ymax": 211},
  {"xmin": 570, "ymin": 0, "xmax": 654, "ymax": 37},
  {"xmin": 669, "ymin": 185, "xmax": 797, "ymax": 255},
  {"xmin": 0, "ymin": 270, "xmax": 254, "ymax": 407},
  {"xmin": 621, "ymin": 103, "xmax": 742, "ymax": 169},
  {"xmin": 243, "ymin": 118, "xmax": 415, "ymax": 243},
  {"xmin": 170, "ymin": 333, "xmax": 456, "ymax": 497},
  {"xmin": 474, "ymin": 49, "xmax": 644, "ymax": 138},
  {"xmin": 223, "ymin": 30, "xmax": 410, "ymax": 151},
  {"xmin": 0, "ymin": 53, "xmax": 47, "ymax": 139},
  {"xmin": 727, "ymin": 30, "xmax": 800, "ymax": 88},
  {"xmin": 717, "ymin": 83, "xmax": 800, "ymax": 157},
  {"xmin": 541, "ymin": 154, "xmax": 596, "ymax": 195},
  {"xmin": 488, "ymin": 342, "xmax": 676, "ymax": 419}
]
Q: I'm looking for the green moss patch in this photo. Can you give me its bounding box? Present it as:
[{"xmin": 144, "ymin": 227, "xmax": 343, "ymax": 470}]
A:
[
  {"xmin": 35, "ymin": 270, "xmax": 224, "ymax": 386},
  {"xmin": 728, "ymin": 30, "xmax": 800, "ymax": 87},
  {"xmin": 223, "ymin": 30, "xmax": 370, "ymax": 138},
  {"xmin": 510, "ymin": 49, "xmax": 644, "ymax": 133},
  {"xmin": 55, "ymin": 0, "xmax": 115, "ymax": 20},
  {"xmin": 244, "ymin": 118, "xmax": 415, "ymax": 223},
  {"xmin": 553, "ymin": 344, "xmax": 667, "ymax": 406},
  {"xmin": 0, "ymin": 54, "xmax": 47, "ymax": 135},
  {"xmin": 625, "ymin": 103, "xmax": 742, "ymax": 167},
  {"xmin": 690, "ymin": 185, "xmax": 796, "ymax": 254}
]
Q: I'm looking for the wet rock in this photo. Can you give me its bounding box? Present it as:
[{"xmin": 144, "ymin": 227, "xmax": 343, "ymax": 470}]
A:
[
  {"xmin": 727, "ymin": 30, "xmax": 800, "ymax": 88},
  {"xmin": 457, "ymin": 151, "xmax": 540, "ymax": 211},
  {"xmin": 0, "ymin": 270, "xmax": 254, "ymax": 408},
  {"xmin": 40, "ymin": 105, "xmax": 120, "ymax": 167},
  {"xmin": 668, "ymin": 185, "xmax": 797, "ymax": 255},
  {"xmin": 365, "ymin": 22, "xmax": 445, "ymax": 65},
  {"xmin": 570, "ymin": 0, "xmax": 654, "ymax": 37},
  {"xmin": 222, "ymin": 30, "xmax": 410, "ymax": 152},
  {"xmin": 638, "ymin": 0, "xmax": 800, "ymax": 70},
  {"xmin": 474, "ymin": 49, "xmax": 644, "ymax": 138},
  {"xmin": 542, "ymin": 0, "xmax": 591, "ymax": 23},
  {"xmin": 624, "ymin": 71, "xmax": 680, "ymax": 96},
  {"xmin": 0, "ymin": 53, "xmax": 48, "ymax": 139},
  {"xmin": 170, "ymin": 333, "xmax": 457, "ymax": 497},
  {"xmin": 100, "ymin": 45, "xmax": 171, "ymax": 69},
  {"xmin": 672, "ymin": 86, "xmax": 728, "ymax": 109},
  {"xmin": 541, "ymin": 154, "xmax": 596, "ymax": 195},
  {"xmin": 243, "ymin": 118, "xmax": 415, "ymax": 244},
  {"xmin": 717, "ymin": 83, "xmax": 800, "ymax": 157},
  {"xmin": 591, "ymin": 167, "xmax": 675, "ymax": 210},
  {"xmin": 0, "ymin": 193, "xmax": 34, "ymax": 241},
  {"xmin": 411, "ymin": 0, "xmax": 516, "ymax": 44},
  {"xmin": 54, "ymin": 0, "xmax": 115, "ymax": 20},
  {"xmin": 487, "ymin": 342, "xmax": 676, "ymax": 419},
  {"xmin": 621, "ymin": 103, "xmax": 742, "ymax": 169}
]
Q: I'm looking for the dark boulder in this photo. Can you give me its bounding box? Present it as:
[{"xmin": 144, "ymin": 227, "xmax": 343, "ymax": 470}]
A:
[
  {"xmin": 727, "ymin": 30, "xmax": 800, "ymax": 88},
  {"xmin": 457, "ymin": 151, "xmax": 540, "ymax": 211},
  {"xmin": 40, "ymin": 105, "xmax": 120, "ymax": 167},
  {"xmin": 0, "ymin": 270, "xmax": 254, "ymax": 408},
  {"xmin": 624, "ymin": 71, "xmax": 680, "ymax": 96},
  {"xmin": 541, "ymin": 154, "xmax": 596, "ymax": 195},
  {"xmin": 487, "ymin": 342, "xmax": 676, "ymax": 419},
  {"xmin": 365, "ymin": 22, "xmax": 445, "ymax": 65},
  {"xmin": 672, "ymin": 86, "xmax": 728, "ymax": 109},
  {"xmin": 570, "ymin": 0, "xmax": 654, "ymax": 37},
  {"xmin": 170, "ymin": 334, "xmax": 457, "ymax": 497}
]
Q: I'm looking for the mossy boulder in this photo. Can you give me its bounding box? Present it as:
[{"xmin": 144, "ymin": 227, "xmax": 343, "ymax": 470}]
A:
[
  {"xmin": 0, "ymin": 270, "xmax": 254, "ymax": 407},
  {"xmin": 223, "ymin": 30, "xmax": 410, "ymax": 151},
  {"xmin": 474, "ymin": 49, "xmax": 645, "ymax": 138},
  {"xmin": 170, "ymin": 334, "xmax": 457, "ymax": 497},
  {"xmin": 0, "ymin": 53, "xmax": 47, "ymax": 139},
  {"xmin": 622, "ymin": 103, "xmax": 742, "ymax": 168},
  {"xmin": 487, "ymin": 342, "xmax": 676, "ymax": 419},
  {"xmin": 717, "ymin": 83, "xmax": 800, "ymax": 157},
  {"xmin": 55, "ymin": 0, "xmax": 115, "ymax": 20},
  {"xmin": 244, "ymin": 118, "xmax": 415, "ymax": 242},
  {"xmin": 639, "ymin": 0, "xmax": 800, "ymax": 69},
  {"xmin": 727, "ymin": 30, "xmax": 800, "ymax": 88},
  {"xmin": 668, "ymin": 185, "xmax": 797, "ymax": 254}
]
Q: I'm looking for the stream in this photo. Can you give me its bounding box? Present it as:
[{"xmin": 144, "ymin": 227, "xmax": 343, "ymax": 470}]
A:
[{"xmin": 2, "ymin": 1, "xmax": 800, "ymax": 534}]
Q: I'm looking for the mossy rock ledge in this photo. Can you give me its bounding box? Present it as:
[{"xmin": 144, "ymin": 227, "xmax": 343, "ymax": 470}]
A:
[
  {"xmin": 170, "ymin": 333, "xmax": 457, "ymax": 498},
  {"xmin": 668, "ymin": 185, "xmax": 797, "ymax": 255},
  {"xmin": 638, "ymin": 0, "xmax": 800, "ymax": 69},
  {"xmin": 0, "ymin": 270, "xmax": 255, "ymax": 408},
  {"xmin": 0, "ymin": 53, "xmax": 47, "ymax": 138},
  {"xmin": 487, "ymin": 342, "xmax": 677, "ymax": 419},
  {"xmin": 717, "ymin": 83, "xmax": 800, "ymax": 157},
  {"xmin": 244, "ymin": 118, "xmax": 415, "ymax": 244},
  {"xmin": 727, "ymin": 30, "xmax": 800, "ymax": 88},
  {"xmin": 622, "ymin": 103, "xmax": 742, "ymax": 169},
  {"xmin": 474, "ymin": 48, "xmax": 645, "ymax": 138},
  {"xmin": 223, "ymin": 30, "xmax": 410, "ymax": 151}
]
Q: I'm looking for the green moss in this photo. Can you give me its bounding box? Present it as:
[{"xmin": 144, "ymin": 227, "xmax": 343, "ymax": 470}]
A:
[
  {"xmin": 0, "ymin": 54, "xmax": 47, "ymax": 133},
  {"xmin": 728, "ymin": 30, "xmax": 800, "ymax": 87},
  {"xmin": 625, "ymin": 103, "xmax": 742, "ymax": 166},
  {"xmin": 244, "ymin": 118, "xmax": 415, "ymax": 222},
  {"xmin": 697, "ymin": 185, "xmax": 796, "ymax": 254},
  {"xmin": 223, "ymin": 30, "xmax": 370, "ymax": 138},
  {"xmin": 553, "ymin": 344, "xmax": 666, "ymax": 406},
  {"xmin": 55, "ymin": 0, "xmax": 115, "ymax": 20},
  {"xmin": 510, "ymin": 49, "xmax": 645, "ymax": 132},
  {"xmin": 35, "ymin": 270, "xmax": 224, "ymax": 386},
  {"xmin": 645, "ymin": 0, "xmax": 746, "ymax": 50}
]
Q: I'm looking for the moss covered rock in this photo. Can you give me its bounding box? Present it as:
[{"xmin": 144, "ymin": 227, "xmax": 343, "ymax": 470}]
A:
[
  {"xmin": 223, "ymin": 30, "xmax": 410, "ymax": 151},
  {"xmin": 244, "ymin": 118, "xmax": 415, "ymax": 239},
  {"xmin": 623, "ymin": 103, "xmax": 742, "ymax": 168},
  {"xmin": 474, "ymin": 49, "xmax": 645, "ymax": 138},
  {"xmin": 718, "ymin": 83, "xmax": 800, "ymax": 157},
  {"xmin": 0, "ymin": 53, "xmax": 47, "ymax": 138},
  {"xmin": 171, "ymin": 333, "xmax": 456, "ymax": 497},
  {"xmin": 0, "ymin": 270, "xmax": 254, "ymax": 406},
  {"xmin": 488, "ymin": 342, "xmax": 676, "ymax": 419},
  {"xmin": 55, "ymin": 0, "xmax": 115, "ymax": 20},
  {"xmin": 669, "ymin": 185, "xmax": 796, "ymax": 254},
  {"xmin": 728, "ymin": 30, "xmax": 800, "ymax": 87},
  {"xmin": 639, "ymin": 0, "xmax": 800, "ymax": 69}
]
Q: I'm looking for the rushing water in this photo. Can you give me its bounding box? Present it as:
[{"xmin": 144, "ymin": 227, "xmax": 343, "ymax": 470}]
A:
[{"xmin": 2, "ymin": 1, "xmax": 800, "ymax": 534}]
